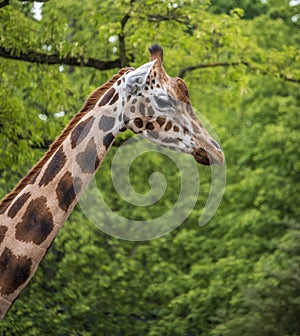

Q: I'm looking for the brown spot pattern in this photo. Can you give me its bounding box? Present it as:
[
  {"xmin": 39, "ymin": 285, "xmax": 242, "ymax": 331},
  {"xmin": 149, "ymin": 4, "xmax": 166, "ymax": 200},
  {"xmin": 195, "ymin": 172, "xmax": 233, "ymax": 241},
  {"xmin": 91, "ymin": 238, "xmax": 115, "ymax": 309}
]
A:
[
  {"xmin": 0, "ymin": 226, "xmax": 7, "ymax": 245},
  {"xmin": 165, "ymin": 120, "xmax": 172, "ymax": 131},
  {"xmin": 109, "ymin": 93, "xmax": 119, "ymax": 105},
  {"xmin": 123, "ymin": 115, "xmax": 130, "ymax": 125},
  {"xmin": 162, "ymin": 137, "xmax": 179, "ymax": 145},
  {"xmin": 7, "ymin": 192, "xmax": 31, "ymax": 219},
  {"xmin": 146, "ymin": 122, "xmax": 154, "ymax": 130},
  {"xmin": 148, "ymin": 106, "xmax": 154, "ymax": 117},
  {"xmin": 0, "ymin": 248, "xmax": 32, "ymax": 295},
  {"xmin": 15, "ymin": 197, "xmax": 54, "ymax": 245},
  {"xmin": 70, "ymin": 116, "xmax": 95, "ymax": 149},
  {"xmin": 56, "ymin": 171, "xmax": 82, "ymax": 212},
  {"xmin": 98, "ymin": 88, "xmax": 116, "ymax": 107},
  {"xmin": 0, "ymin": 204, "xmax": 9, "ymax": 215},
  {"xmin": 0, "ymin": 68, "xmax": 134, "ymax": 218},
  {"xmin": 29, "ymin": 170, "xmax": 40, "ymax": 184},
  {"xmin": 39, "ymin": 147, "xmax": 66, "ymax": 187},
  {"xmin": 103, "ymin": 133, "xmax": 115, "ymax": 150},
  {"xmin": 139, "ymin": 103, "xmax": 145, "ymax": 116},
  {"xmin": 98, "ymin": 115, "xmax": 115, "ymax": 132},
  {"xmin": 156, "ymin": 117, "xmax": 166, "ymax": 127},
  {"xmin": 76, "ymin": 138, "xmax": 100, "ymax": 174},
  {"xmin": 173, "ymin": 78, "xmax": 191, "ymax": 105},
  {"xmin": 134, "ymin": 118, "xmax": 143, "ymax": 128}
]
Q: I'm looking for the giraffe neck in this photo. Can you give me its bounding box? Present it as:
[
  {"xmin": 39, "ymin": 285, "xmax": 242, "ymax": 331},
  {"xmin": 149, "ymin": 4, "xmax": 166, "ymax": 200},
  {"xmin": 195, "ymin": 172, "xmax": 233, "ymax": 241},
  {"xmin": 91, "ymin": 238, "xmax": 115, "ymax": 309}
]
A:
[{"xmin": 0, "ymin": 76, "xmax": 126, "ymax": 319}]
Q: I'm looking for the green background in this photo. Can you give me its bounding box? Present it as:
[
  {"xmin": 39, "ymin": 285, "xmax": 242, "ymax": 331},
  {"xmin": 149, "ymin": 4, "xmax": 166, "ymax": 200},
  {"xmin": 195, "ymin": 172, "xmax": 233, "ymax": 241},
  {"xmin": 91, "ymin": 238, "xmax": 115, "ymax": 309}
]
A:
[{"xmin": 0, "ymin": 0, "xmax": 299, "ymax": 334}]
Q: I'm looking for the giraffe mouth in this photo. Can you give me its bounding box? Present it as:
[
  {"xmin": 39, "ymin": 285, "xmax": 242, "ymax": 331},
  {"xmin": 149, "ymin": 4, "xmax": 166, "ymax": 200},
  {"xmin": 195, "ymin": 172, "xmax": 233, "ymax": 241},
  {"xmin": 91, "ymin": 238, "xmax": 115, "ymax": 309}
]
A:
[{"xmin": 192, "ymin": 148, "xmax": 222, "ymax": 166}]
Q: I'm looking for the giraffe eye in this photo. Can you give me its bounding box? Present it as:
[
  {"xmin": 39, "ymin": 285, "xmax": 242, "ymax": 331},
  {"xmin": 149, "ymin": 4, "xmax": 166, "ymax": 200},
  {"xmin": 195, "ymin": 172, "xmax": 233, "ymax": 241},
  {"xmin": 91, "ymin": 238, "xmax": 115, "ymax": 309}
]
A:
[{"xmin": 154, "ymin": 95, "xmax": 175, "ymax": 109}]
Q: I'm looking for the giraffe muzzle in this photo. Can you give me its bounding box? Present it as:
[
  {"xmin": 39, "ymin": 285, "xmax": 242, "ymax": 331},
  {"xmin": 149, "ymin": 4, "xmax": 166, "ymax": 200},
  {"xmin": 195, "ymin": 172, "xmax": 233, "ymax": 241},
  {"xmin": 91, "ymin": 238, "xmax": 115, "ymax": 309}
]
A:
[{"xmin": 192, "ymin": 147, "xmax": 224, "ymax": 166}]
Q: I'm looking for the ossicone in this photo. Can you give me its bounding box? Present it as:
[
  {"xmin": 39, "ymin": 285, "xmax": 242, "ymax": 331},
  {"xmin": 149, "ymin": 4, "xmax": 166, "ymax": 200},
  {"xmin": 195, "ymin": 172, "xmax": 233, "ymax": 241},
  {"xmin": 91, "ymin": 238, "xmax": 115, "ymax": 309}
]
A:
[{"xmin": 149, "ymin": 44, "xmax": 163, "ymax": 64}]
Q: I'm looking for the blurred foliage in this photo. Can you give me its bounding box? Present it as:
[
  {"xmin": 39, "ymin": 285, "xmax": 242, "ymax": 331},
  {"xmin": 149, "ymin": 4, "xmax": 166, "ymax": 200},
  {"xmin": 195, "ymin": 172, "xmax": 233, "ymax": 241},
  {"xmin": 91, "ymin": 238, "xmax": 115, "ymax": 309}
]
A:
[{"xmin": 0, "ymin": 0, "xmax": 299, "ymax": 334}]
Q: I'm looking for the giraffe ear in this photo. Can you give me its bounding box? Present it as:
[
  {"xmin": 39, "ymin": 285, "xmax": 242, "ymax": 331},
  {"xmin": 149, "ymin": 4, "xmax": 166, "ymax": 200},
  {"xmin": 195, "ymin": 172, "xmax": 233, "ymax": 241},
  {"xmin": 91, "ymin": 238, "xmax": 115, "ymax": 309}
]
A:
[{"xmin": 126, "ymin": 60, "xmax": 156, "ymax": 94}]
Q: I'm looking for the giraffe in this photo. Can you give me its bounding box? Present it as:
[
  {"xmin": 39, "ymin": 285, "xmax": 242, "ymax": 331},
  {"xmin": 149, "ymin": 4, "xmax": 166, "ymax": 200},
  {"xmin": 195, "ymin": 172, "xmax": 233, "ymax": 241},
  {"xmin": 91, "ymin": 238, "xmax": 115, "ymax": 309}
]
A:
[{"xmin": 0, "ymin": 44, "xmax": 224, "ymax": 319}]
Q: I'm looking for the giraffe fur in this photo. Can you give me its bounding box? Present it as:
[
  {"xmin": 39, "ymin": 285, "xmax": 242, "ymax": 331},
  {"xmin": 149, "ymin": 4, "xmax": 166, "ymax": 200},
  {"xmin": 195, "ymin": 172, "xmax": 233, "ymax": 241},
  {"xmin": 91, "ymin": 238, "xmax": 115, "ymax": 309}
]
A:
[{"xmin": 0, "ymin": 45, "xmax": 224, "ymax": 320}]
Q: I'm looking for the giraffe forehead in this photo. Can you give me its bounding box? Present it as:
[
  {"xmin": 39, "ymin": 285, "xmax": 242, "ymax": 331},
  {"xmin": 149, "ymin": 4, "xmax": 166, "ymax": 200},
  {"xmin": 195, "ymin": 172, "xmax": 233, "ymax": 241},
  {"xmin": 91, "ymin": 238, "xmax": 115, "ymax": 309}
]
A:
[
  {"xmin": 124, "ymin": 89, "xmax": 191, "ymax": 130},
  {"xmin": 147, "ymin": 69, "xmax": 191, "ymax": 105}
]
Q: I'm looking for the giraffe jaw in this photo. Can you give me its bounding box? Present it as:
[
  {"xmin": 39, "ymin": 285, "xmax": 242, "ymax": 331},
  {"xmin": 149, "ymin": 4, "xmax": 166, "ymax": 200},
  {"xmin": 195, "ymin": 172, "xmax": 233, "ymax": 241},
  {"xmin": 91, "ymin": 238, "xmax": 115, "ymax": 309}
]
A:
[{"xmin": 192, "ymin": 147, "xmax": 225, "ymax": 166}]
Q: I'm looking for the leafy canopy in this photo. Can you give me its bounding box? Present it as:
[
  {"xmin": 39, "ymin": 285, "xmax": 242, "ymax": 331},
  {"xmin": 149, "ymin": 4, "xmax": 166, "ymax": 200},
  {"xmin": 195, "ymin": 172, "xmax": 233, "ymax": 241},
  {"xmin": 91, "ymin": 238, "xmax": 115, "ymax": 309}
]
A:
[{"xmin": 0, "ymin": 0, "xmax": 299, "ymax": 334}]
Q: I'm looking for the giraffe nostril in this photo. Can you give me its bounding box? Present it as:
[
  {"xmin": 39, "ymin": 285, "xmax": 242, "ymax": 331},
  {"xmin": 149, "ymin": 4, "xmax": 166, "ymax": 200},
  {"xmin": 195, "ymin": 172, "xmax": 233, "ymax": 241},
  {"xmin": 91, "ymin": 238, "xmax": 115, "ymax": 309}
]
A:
[{"xmin": 211, "ymin": 139, "xmax": 221, "ymax": 150}]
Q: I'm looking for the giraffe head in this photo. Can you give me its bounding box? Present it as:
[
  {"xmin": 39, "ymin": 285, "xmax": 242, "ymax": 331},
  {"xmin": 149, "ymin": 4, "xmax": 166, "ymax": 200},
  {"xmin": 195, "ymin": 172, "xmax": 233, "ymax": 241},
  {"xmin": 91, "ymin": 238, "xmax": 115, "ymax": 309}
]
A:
[{"xmin": 121, "ymin": 44, "xmax": 224, "ymax": 166}]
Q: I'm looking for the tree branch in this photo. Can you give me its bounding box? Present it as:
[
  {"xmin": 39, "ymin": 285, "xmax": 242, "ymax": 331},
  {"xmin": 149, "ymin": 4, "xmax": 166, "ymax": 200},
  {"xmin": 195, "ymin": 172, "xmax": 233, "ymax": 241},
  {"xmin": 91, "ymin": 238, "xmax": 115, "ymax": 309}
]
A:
[
  {"xmin": 178, "ymin": 61, "xmax": 249, "ymax": 78},
  {"xmin": 0, "ymin": 0, "xmax": 50, "ymax": 7},
  {"xmin": 17, "ymin": 0, "xmax": 50, "ymax": 2},
  {"xmin": 119, "ymin": 0, "xmax": 137, "ymax": 66},
  {"xmin": 119, "ymin": 13, "xmax": 130, "ymax": 67},
  {"xmin": 0, "ymin": 46, "xmax": 122, "ymax": 70},
  {"xmin": 279, "ymin": 75, "xmax": 300, "ymax": 84},
  {"xmin": 148, "ymin": 14, "xmax": 190, "ymax": 25},
  {"xmin": 178, "ymin": 61, "xmax": 300, "ymax": 84}
]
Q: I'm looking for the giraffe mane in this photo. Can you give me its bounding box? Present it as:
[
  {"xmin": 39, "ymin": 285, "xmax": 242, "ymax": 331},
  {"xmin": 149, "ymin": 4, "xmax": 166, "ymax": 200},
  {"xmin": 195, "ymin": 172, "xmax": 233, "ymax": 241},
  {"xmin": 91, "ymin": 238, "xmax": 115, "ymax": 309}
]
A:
[{"xmin": 0, "ymin": 67, "xmax": 134, "ymax": 213}]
